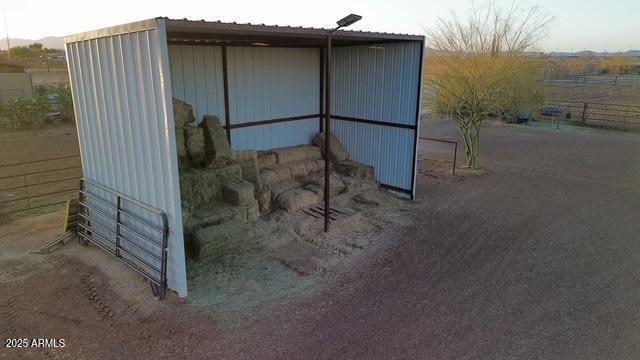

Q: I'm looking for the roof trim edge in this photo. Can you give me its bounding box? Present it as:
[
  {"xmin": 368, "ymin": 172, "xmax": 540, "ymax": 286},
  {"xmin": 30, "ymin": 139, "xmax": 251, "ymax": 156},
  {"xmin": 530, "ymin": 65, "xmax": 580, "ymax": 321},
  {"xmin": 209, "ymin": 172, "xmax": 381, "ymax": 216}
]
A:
[{"xmin": 64, "ymin": 18, "xmax": 161, "ymax": 44}]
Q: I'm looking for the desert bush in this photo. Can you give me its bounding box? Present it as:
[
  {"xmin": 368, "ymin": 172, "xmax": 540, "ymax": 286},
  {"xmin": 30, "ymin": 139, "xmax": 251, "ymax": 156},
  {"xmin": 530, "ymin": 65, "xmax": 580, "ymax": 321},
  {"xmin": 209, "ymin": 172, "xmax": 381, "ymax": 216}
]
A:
[
  {"xmin": 425, "ymin": 2, "xmax": 551, "ymax": 168},
  {"xmin": 0, "ymin": 95, "xmax": 50, "ymax": 130}
]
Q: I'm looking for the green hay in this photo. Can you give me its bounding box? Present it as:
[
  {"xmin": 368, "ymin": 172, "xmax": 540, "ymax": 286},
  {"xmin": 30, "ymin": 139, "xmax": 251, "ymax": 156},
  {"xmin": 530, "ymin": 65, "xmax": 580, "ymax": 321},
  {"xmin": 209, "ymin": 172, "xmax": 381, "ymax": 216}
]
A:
[
  {"xmin": 172, "ymin": 97, "xmax": 196, "ymax": 128},
  {"xmin": 179, "ymin": 164, "xmax": 243, "ymax": 213},
  {"xmin": 184, "ymin": 126, "xmax": 206, "ymax": 166},
  {"xmin": 202, "ymin": 115, "xmax": 232, "ymax": 161}
]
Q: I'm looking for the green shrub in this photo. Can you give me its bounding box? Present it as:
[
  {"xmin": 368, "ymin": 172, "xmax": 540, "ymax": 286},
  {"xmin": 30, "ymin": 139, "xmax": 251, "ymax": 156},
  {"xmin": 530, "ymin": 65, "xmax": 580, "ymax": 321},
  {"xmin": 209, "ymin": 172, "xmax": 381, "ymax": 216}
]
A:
[{"xmin": 0, "ymin": 95, "xmax": 49, "ymax": 129}]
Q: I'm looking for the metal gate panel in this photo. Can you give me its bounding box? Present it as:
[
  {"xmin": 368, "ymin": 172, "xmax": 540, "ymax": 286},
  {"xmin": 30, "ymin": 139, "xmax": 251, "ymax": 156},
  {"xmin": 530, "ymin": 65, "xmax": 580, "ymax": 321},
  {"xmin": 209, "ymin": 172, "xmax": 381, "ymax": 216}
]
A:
[{"xmin": 78, "ymin": 179, "xmax": 168, "ymax": 299}]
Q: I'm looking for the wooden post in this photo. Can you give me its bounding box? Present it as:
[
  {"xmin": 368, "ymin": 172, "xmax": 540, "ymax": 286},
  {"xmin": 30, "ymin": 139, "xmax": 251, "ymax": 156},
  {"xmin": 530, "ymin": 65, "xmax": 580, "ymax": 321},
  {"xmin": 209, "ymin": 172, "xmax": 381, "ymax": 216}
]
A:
[{"xmin": 581, "ymin": 103, "xmax": 588, "ymax": 125}]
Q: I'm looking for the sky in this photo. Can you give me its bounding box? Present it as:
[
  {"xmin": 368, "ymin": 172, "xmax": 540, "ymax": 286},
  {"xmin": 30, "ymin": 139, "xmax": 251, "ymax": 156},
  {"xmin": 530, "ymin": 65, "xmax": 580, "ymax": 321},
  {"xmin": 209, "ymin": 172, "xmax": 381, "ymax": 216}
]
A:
[{"xmin": 0, "ymin": 0, "xmax": 638, "ymax": 52}]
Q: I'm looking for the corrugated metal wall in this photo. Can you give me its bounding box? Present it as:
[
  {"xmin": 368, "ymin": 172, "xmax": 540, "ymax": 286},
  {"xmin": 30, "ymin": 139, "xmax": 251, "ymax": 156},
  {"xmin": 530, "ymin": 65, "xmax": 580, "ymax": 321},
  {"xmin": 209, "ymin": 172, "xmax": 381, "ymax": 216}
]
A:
[
  {"xmin": 65, "ymin": 19, "xmax": 188, "ymax": 296},
  {"xmin": 227, "ymin": 46, "xmax": 320, "ymax": 150},
  {"xmin": 331, "ymin": 41, "xmax": 422, "ymax": 192},
  {"xmin": 168, "ymin": 45, "xmax": 320, "ymax": 151},
  {"xmin": 168, "ymin": 45, "xmax": 226, "ymax": 123},
  {"xmin": 331, "ymin": 121, "xmax": 415, "ymax": 190}
]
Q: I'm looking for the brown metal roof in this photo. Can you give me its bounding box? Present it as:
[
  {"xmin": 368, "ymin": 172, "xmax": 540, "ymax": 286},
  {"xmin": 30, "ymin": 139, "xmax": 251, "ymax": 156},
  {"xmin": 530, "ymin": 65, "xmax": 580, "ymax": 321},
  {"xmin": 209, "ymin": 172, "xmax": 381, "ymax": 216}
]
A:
[
  {"xmin": 163, "ymin": 18, "xmax": 424, "ymax": 47},
  {"xmin": 64, "ymin": 18, "xmax": 424, "ymax": 46}
]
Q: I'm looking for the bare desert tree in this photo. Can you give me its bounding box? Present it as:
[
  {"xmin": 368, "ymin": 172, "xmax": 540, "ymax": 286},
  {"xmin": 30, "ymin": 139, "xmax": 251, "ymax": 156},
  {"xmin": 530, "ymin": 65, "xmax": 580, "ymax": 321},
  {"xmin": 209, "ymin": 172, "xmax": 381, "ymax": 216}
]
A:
[{"xmin": 425, "ymin": 2, "xmax": 552, "ymax": 168}]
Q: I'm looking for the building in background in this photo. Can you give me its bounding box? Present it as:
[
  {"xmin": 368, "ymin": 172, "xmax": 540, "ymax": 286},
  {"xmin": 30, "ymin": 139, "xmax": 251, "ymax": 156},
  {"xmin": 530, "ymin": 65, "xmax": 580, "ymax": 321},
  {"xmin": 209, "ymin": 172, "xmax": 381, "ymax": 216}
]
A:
[{"xmin": 0, "ymin": 59, "xmax": 33, "ymax": 105}]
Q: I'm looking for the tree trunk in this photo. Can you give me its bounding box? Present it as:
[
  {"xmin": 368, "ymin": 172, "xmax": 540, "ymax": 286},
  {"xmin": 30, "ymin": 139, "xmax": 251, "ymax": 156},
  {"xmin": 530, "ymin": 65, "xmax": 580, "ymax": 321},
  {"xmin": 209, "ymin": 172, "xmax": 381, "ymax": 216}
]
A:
[
  {"xmin": 469, "ymin": 122, "xmax": 480, "ymax": 168},
  {"xmin": 457, "ymin": 116, "xmax": 481, "ymax": 169}
]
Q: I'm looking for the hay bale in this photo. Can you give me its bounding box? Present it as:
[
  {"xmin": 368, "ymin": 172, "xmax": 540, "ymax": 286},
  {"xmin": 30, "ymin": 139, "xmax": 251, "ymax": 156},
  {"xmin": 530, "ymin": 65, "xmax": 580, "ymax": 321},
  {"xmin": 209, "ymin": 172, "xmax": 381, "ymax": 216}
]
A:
[
  {"xmin": 246, "ymin": 201, "xmax": 260, "ymax": 222},
  {"xmin": 232, "ymin": 151, "xmax": 268, "ymax": 210},
  {"xmin": 260, "ymin": 169, "xmax": 279, "ymax": 186},
  {"xmin": 175, "ymin": 128, "xmax": 187, "ymax": 158},
  {"xmin": 202, "ymin": 115, "xmax": 232, "ymax": 163},
  {"xmin": 276, "ymin": 188, "xmax": 320, "ymax": 213},
  {"xmin": 258, "ymin": 151, "xmax": 277, "ymax": 167},
  {"xmin": 273, "ymin": 145, "xmax": 321, "ymax": 164},
  {"xmin": 288, "ymin": 161, "xmax": 309, "ymax": 178},
  {"xmin": 172, "ymin": 97, "xmax": 196, "ymax": 128},
  {"xmin": 300, "ymin": 174, "xmax": 346, "ymax": 197},
  {"xmin": 259, "ymin": 188, "xmax": 271, "ymax": 211},
  {"xmin": 175, "ymin": 127, "xmax": 190, "ymax": 169},
  {"xmin": 307, "ymin": 159, "xmax": 325, "ymax": 173},
  {"xmin": 342, "ymin": 176, "xmax": 379, "ymax": 195},
  {"xmin": 238, "ymin": 158, "xmax": 262, "ymax": 190},
  {"xmin": 179, "ymin": 164, "xmax": 243, "ymax": 211},
  {"xmin": 232, "ymin": 150, "xmax": 258, "ymax": 161},
  {"xmin": 334, "ymin": 160, "xmax": 375, "ymax": 179},
  {"xmin": 187, "ymin": 203, "xmax": 246, "ymax": 230},
  {"xmin": 233, "ymin": 151, "xmax": 261, "ymax": 188},
  {"xmin": 313, "ymin": 132, "xmax": 350, "ymax": 162},
  {"xmin": 185, "ymin": 126, "xmax": 206, "ymax": 165},
  {"xmin": 222, "ymin": 180, "xmax": 256, "ymax": 206}
]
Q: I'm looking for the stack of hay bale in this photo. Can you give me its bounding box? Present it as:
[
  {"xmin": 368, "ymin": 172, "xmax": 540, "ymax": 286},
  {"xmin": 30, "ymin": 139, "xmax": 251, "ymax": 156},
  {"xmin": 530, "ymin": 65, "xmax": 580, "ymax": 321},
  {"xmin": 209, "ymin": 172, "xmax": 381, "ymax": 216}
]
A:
[
  {"xmin": 256, "ymin": 135, "xmax": 378, "ymax": 213},
  {"xmin": 172, "ymin": 97, "xmax": 381, "ymax": 261},
  {"xmin": 172, "ymin": 98, "xmax": 260, "ymax": 261},
  {"xmin": 313, "ymin": 131, "xmax": 378, "ymax": 195}
]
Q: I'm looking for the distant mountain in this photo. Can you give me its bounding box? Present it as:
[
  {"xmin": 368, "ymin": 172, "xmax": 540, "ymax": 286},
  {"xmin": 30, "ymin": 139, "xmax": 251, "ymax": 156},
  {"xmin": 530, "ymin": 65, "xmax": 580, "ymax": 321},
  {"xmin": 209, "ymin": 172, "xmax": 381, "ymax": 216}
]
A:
[
  {"xmin": 550, "ymin": 50, "xmax": 640, "ymax": 58},
  {"xmin": 0, "ymin": 36, "xmax": 64, "ymax": 50},
  {"xmin": 426, "ymin": 46, "xmax": 640, "ymax": 58}
]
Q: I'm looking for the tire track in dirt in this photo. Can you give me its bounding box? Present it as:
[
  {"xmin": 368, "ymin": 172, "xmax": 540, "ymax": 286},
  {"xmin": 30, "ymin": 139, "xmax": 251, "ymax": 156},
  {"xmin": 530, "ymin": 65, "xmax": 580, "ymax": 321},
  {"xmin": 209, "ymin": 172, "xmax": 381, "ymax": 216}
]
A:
[
  {"xmin": 0, "ymin": 297, "xmax": 20, "ymax": 336},
  {"xmin": 81, "ymin": 273, "xmax": 116, "ymax": 322}
]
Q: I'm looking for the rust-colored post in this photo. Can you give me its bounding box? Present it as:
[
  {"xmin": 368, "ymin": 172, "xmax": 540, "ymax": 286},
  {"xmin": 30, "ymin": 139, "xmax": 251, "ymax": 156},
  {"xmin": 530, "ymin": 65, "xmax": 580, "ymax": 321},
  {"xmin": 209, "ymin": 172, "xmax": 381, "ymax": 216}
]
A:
[{"xmin": 324, "ymin": 33, "xmax": 332, "ymax": 232}]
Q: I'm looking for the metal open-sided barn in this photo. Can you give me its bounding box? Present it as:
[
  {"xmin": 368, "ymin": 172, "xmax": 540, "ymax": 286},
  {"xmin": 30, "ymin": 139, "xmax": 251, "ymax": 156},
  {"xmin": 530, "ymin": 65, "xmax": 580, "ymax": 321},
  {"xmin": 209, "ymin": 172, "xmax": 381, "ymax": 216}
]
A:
[{"xmin": 64, "ymin": 17, "xmax": 424, "ymax": 297}]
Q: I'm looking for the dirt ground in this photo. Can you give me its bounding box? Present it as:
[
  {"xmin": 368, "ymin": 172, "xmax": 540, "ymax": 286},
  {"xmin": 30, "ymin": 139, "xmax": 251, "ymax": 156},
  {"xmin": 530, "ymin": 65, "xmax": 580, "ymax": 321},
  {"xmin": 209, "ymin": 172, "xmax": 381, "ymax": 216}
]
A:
[
  {"xmin": 1, "ymin": 118, "xmax": 640, "ymax": 359},
  {"xmin": 0, "ymin": 124, "xmax": 81, "ymax": 217},
  {"xmin": 0, "ymin": 124, "xmax": 79, "ymax": 166}
]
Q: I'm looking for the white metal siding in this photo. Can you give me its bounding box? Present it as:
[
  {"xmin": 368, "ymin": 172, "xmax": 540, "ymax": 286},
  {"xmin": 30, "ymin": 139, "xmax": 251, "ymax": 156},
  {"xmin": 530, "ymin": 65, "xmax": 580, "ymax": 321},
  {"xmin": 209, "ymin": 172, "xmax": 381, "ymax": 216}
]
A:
[
  {"xmin": 331, "ymin": 42, "xmax": 422, "ymax": 192},
  {"xmin": 227, "ymin": 46, "xmax": 320, "ymax": 150},
  {"xmin": 333, "ymin": 120, "xmax": 415, "ymax": 190},
  {"xmin": 65, "ymin": 20, "xmax": 188, "ymax": 296},
  {"xmin": 332, "ymin": 42, "xmax": 421, "ymax": 125},
  {"xmin": 230, "ymin": 118, "xmax": 320, "ymax": 150},
  {"xmin": 168, "ymin": 45, "xmax": 226, "ymax": 123}
]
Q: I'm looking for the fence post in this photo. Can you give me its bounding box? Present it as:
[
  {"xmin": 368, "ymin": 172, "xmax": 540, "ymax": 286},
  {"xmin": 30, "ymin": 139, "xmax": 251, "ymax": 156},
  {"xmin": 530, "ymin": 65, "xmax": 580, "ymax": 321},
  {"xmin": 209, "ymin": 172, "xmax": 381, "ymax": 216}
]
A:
[
  {"xmin": 452, "ymin": 142, "xmax": 457, "ymax": 176},
  {"xmin": 115, "ymin": 196, "xmax": 121, "ymax": 258},
  {"xmin": 581, "ymin": 102, "xmax": 588, "ymax": 125}
]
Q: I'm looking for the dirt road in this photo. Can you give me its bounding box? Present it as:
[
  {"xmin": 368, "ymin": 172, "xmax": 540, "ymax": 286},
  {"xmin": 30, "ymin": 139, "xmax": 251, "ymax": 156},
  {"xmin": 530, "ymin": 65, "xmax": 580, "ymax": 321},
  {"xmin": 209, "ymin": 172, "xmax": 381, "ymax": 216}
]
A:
[{"xmin": 1, "ymin": 119, "xmax": 639, "ymax": 359}]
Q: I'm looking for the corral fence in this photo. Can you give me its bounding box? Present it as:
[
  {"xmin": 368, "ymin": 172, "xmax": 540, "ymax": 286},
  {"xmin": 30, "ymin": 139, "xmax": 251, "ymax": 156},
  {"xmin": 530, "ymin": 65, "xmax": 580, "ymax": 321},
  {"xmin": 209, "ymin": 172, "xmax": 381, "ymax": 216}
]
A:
[
  {"xmin": 544, "ymin": 75, "xmax": 640, "ymax": 86},
  {"xmin": 541, "ymin": 100, "xmax": 640, "ymax": 127},
  {"xmin": 0, "ymin": 155, "xmax": 83, "ymax": 215}
]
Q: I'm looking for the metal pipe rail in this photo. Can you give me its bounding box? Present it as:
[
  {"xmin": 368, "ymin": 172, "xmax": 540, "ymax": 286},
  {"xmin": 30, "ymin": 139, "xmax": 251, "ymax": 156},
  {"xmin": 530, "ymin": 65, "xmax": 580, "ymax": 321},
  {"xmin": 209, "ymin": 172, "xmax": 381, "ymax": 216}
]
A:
[
  {"xmin": 0, "ymin": 155, "xmax": 82, "ymax": 215},
  {"xmin": 77, "ymin": 178, "xmax": 168, "ymax": 300},
  {"xmin": 542, "ymin": 101, "xmax": 640, "ymax": 125},
  {"xmin": 419, "ymin": 137, "xmax": 459, "ymax": 175}
]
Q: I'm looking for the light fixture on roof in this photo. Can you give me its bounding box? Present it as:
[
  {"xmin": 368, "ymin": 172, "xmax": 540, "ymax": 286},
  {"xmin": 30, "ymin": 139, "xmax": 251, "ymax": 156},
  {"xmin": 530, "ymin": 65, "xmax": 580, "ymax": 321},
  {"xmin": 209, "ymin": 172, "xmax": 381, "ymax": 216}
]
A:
[
  {"xmin": 251, "ymin": 42, "xmax": 270, "ymax": 46},
  {"xmin": 335, "ymin": 14, "xmax": 362, "ymax": 31}
]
